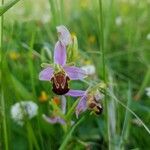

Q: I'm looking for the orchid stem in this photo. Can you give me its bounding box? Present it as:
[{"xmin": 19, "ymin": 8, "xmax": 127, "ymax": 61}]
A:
[{"xmin": 59, "ymin": 116, "xmax": 86, "ymax": 150}]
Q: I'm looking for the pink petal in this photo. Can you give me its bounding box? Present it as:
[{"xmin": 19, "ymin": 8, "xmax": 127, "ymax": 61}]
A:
[
  {"xmin": 75, "ymin": 96, "xmax": 87, "ymax": 118},
  {"xmin": 65, "ymin": 89, "xmax": 85, "ymax": 97},
  {"xmin": 54, "ymin": 41, "xmax": 66, "ymax": 66},
  {"xmin": 63, "ymin": 66, "xmax": 87, "ymax": 80},
  {"xmin": 56, "ymin": 25, "xmax": 72, "ymax": 46},
  {"xmin": 42, "ymin": 114, "xmax": 65, "ymax": 125},
  {"xmin": 39, "ymin": 67, "xmax": 54, "ymax": 81}
]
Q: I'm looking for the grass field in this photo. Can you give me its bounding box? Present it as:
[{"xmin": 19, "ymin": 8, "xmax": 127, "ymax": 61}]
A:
[{"xmin": 0, "ymin": 0, "xmax": 150, "ymax": 149}]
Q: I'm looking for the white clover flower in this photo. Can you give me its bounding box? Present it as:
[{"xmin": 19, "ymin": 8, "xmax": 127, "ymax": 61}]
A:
[
  {"xmin": 81, "ymin": 65, "xmax": 96, "ymax": 75},
  {"xmin": 115, "ymin": 16, "xmax": 122, "ymax": 26},
  {"xmin": 11, "ymin": 101, "xmax": 38, "ymax": 126},
  {"xmin": 145, "ymin": 87, "xmax": 150, "ymax": 97},
  {"xmin": 146, "ymin": 33, "xmax": 150, "ymax": 40}
]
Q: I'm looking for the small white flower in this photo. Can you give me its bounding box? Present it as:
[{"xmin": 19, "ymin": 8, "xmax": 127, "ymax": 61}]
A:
[
  {"xmin": 145, "ymin": 87, "xmax": 150, "ymax": 97},
  {"xmin": 81, "ymin": 65, "xmax": 96, "ymax": 75},
  {"xmin": 11, "ymin": 101, "xmax": 38, "ymax": 126},
  {"xmin": 146, "ymin": 33, "xmax": 150, "ymax": 40},
  {"xmin": 115, "ymin": 16, "xmax": 122, "ymax": 26}
]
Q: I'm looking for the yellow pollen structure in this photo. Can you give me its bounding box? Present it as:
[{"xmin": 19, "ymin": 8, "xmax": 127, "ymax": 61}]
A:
[
  {"xmin": 53, "ymin": 97, "xmax": 60, "ymax": 105},
  {"xmin": 39, "ymin": 91, "xmax": 48, "ymax": 102}
]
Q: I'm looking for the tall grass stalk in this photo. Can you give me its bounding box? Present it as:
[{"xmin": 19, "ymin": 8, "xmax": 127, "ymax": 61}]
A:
[
  {"xmin": 135, "ymin": 68, "xmax": 150, "ymax": 100},
  {"xmin": 28, "ymin": 32, "xmax": 36, "ymax": 98},
  {"xmin": 48, "ymin": 0, "xmax": 63, "ymax": 26},
  {"xmin": 48, "ymin": 0, "xmax": 57, "ymax": 25},
  {"xmin": 0, "ymin": 0, "xmax": 9, "ymax": 150},
  {"xmin": 98, "ymin": 0, "xmax": 110, "ymax": 149},
  {"xmin": 49, "ymin": 0, "xmax": 65, "ymax": 26},
  {"xmin": 108, "ymin": 73, "xmax": 117, "ymax": 150},
  {"xmin": 108, "ymin": 90, "xmax": 150, "ymax": 135},
  {"xmin": 119, "ymin": 83, "xmax": 132, "ymax": 149},
  {"xmin": 26, "ymin": 122, "xmax": 40, "ymax": 150},
  {"xmin": 27, "ymin": 33, "xmax": 44, "ymax": 150}
]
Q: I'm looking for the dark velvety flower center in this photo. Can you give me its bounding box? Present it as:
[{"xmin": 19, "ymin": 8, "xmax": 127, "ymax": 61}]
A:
[{"xmin": 51, "ymin": 72, "xmax": 70, "ymax": 95}]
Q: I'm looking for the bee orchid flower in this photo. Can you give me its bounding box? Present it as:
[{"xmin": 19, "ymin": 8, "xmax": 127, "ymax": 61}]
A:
[
  {"xmin": 39, "ymin": 25, "xmax": 87, "ymax": 95},
  {"xmin": 66, "ymin": 89, "xmax": 103, "ymax": 118}
]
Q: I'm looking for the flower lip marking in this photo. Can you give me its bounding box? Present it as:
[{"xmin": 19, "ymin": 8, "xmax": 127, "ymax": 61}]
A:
[
  {"xmin": 51, "ymin": 71, "xmax": 70, "ymax": 95},
  {"xmin": 87, "ymin": 94, "xmax": 103, "ymax": 115},
  {"xmin": 95, "ymin": 104, "xmax": 103, "ymax": 115},
  {"xmin": 89, "ymin": 102, "xmax": 96, "ymax": 109}
]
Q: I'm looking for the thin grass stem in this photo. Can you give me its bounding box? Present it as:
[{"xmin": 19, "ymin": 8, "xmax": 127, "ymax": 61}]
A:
[
  {"xmin": 0, "ymin": 0, "xmax": 9, "ymax": 149},
  {"xmin": 98, "ymin": 0, "xmax": 110, "ymax": 149},
  {"xmin": 108, "ymin": 90, "xmax": 150, "ymax": 135},
  {"xmin": 118, "ymin": 82, "xmax": 132, "ymax": 149},
  {"xmin": 0, "ymin": 0, "xmax": 9, "ymax": 150},
  {"xmin": 135, "ymin": 67, "xmax": 150, "ymax": 100}
]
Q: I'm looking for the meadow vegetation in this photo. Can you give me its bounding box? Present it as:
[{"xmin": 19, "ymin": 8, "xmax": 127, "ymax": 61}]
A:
[{"xmin": 0, "ymin": 0, "xmax": 150, "ymax": 149}]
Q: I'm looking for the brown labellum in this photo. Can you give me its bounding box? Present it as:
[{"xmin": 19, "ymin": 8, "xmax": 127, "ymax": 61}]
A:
[
  {"xmin": 87, "ymin": 94, "xmax": 103, "ymax": 115},
  {"xmin": 51, "ymin": 72, "xmax": 70, "ymax": 95},
  {"xmin": 95, "ymin": 105, "xmax": 103, "ymax": 115},
  {"xmin": 89, "ymin": 102, "xmax": 96, "ymax": 109}
]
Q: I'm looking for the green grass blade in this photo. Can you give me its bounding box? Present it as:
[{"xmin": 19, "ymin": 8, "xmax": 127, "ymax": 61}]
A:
[
  {"xmin": 0, "ymin": 0, "xmax": 21, "ymax": 16},
  {"xmin": 98, "ymin": 0, "xmax": 110, "ymax": 148},
  {"xmin": 108, "ymin": 73, "xmax": 117, "ymax": 150},
  {"xmin": 0, "ymin": 0, "xmax": 9, "ymax": 149},
  {"xmin": 27, "ymin": 122, "xmax": 41, "ymax": 150},
  {"xmin": 135, "ymin": 68, "xmax": 150, "ymax": 100},
  {"xmin": 108, "ymin": 90, "xmax": 150, "ymax": 135},
  {"xmin": 1, "ymin": 91, "xmax": 9, "ymax": 150},
  {"xmin": 65, "ymin": 98, "xmax": 79, "ymax": 120},
  {"xmin": 118, "ymin": 82, "xmax": 132, "ymax": 149},
  {"xmin": 10, "ymin": 73, "xmax": 33, "ymax": 99}
]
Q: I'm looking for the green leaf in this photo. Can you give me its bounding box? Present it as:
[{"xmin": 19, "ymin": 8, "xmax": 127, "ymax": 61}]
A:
[
  {"xmin": 10, "ymin": 73, "xmax": 33, "ymax": 99},
  {"xmin": 0, "ymin": 0, "xmax": 21, "ymax": 16},
  {"xmin": 59, "ymin": 116, "xmax": 85, "ymax": 150},
  {"xmin": 65, "ymin": 98, "xmax": 79, "ymax": 120}
]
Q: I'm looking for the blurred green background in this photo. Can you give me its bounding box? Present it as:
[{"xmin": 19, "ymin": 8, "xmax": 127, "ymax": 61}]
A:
[{"xmin": 0, "ymin": 0, "xmax": 150, "ymax": 149}]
